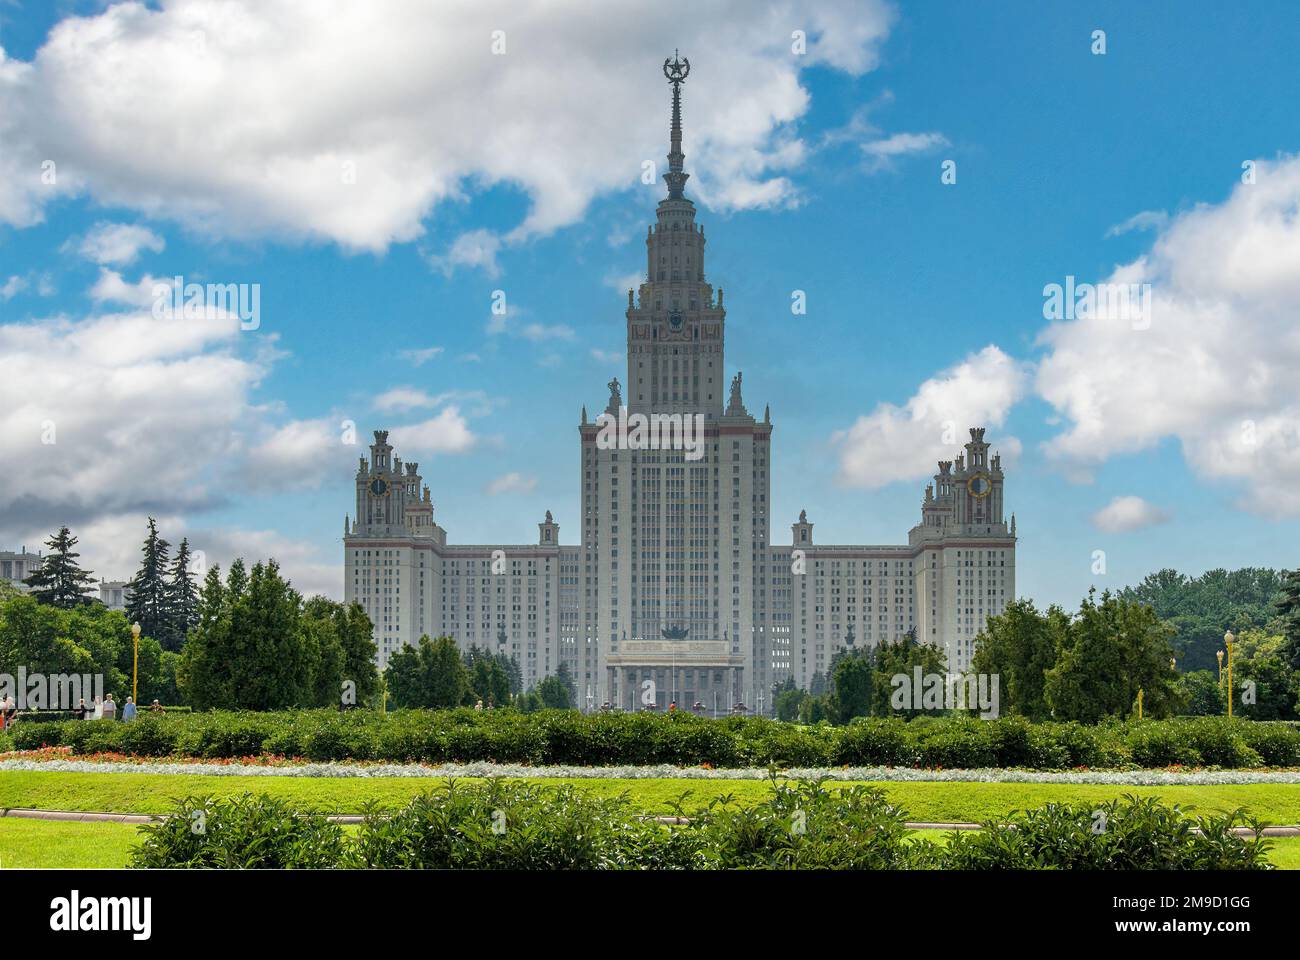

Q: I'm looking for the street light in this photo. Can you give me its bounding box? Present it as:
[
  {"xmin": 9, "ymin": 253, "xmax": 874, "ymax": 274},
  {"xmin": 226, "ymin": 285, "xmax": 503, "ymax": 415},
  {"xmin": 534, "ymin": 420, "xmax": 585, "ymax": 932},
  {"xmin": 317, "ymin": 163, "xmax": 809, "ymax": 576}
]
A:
[
  {"xmin": 1216, "ymin": 649, "xmax": 1224, "ymax": 682},
  {"xmin": 131, "ymin": 622, "xmax": 141, "ymax": 705},
  {"xmin": 1224, "ymin": 630, "xmax": 1235, "ymax": 719}
]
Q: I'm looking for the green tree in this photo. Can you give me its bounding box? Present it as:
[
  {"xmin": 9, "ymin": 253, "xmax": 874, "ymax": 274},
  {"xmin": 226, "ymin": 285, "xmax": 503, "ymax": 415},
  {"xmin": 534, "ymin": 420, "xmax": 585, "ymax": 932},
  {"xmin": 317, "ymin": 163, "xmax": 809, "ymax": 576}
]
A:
[
  {"xmin": 126, "ymin": 518, "xmax": 173, "ymax": 645},
  {"xmin": 22, "ymin": 527, "xmax": 96, "ymax": 608},
  {"xmin": 536, "ymin": 674, "xmax": 571, "ymax": 709},
  {"xmin": 971, "ymin": 599, "xmax": 1063, "ymax": 720},
  {"xmin": 178, "ymin": 559, "xmax": 319, "ymax": 710},
  {"xmin": 1176, "ymin": 669, "xmax": 1225, "ymax": 716},
  {"xmin": 1275, "ymin": 569, "xmax": 1300, "ymax": 671},
  {"xmin": 871, "ymin": 635, "xmax": 946, "ymax": 719},
  {"xmin": 1044, "ymin": 590, "xmax": 1179, "ymax": 722},
  {"xmin": 829, "ymin": 650, "xmax": 873, "ymax": 723},
  {"xmin": 166, "ymin": 537, "xmax": 200, "ymax": 651},
  {"xmin": 1120, "ymin": 567, "xmax": 1283, "ymax": 671},
  {"xmin": 774, "ymin": 686, "xmax": 807, "ymax": 722},
  {"xmin": 384, "ymin": 635, "xmax": 470, "ymax": 709}
]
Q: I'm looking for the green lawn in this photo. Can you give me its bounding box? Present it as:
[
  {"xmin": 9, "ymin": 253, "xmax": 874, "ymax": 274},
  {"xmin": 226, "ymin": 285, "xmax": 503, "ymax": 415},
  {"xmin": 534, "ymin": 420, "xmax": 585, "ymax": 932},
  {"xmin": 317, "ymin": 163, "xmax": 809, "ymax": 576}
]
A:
[
  {"xmin": 2, "ymin": 818, "xmax": 1298, "ymax": 870},
  {"xmin": 2, "ymin": 769, "xmax": 1300, "ymax": 823}
]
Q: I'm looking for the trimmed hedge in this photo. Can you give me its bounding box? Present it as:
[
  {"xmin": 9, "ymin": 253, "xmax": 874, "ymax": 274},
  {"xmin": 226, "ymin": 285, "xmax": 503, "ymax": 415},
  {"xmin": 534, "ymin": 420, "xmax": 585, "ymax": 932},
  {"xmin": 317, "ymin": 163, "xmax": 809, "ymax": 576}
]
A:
[
  {"xmin": 10, "ymin": 709, "xmax": 1300, "ymax": 770},
  {"xmin": 129, "ymin": 780, "xmax": 1274, "ymax": 870}
]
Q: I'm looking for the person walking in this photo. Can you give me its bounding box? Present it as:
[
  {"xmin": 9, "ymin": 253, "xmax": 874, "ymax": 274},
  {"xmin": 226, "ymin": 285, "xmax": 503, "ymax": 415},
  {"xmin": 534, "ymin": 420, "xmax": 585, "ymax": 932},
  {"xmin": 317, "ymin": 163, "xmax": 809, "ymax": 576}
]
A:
[
  {"xmin": 122, "ymin": 697, "xmax": 137, "ymax": 722},
  {"xmin": 102, "ymin": 694, "xmax": 116, "ymax": 720}
]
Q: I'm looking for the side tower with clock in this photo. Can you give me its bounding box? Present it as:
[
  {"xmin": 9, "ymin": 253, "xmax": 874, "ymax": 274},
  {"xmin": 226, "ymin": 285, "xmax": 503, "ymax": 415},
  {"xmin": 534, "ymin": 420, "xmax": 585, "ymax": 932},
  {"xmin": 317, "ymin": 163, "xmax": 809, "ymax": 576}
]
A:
[{"xmin": 909, "ymin": 427, "xmax": 1016, "ymax": 672}]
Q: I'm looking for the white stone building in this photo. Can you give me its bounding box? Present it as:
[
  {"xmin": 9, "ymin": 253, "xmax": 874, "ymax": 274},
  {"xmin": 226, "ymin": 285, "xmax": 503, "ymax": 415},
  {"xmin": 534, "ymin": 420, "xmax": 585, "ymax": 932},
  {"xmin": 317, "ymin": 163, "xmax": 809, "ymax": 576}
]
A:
[
  {"xmin": 0, "ymin": 548, "xmax": 42, "ymax": 594},
  {"xmin": 344, "ymin": 56, "xmax": 1016, "ymax": 712}
]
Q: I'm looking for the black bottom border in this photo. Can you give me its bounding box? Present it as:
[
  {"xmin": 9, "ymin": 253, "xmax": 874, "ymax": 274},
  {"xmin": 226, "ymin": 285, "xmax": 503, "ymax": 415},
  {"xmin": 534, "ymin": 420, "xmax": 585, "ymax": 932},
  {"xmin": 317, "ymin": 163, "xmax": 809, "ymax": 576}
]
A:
[{"xmin": 8, "ymin": 868, "xmax": 1295, "ymax": 944}]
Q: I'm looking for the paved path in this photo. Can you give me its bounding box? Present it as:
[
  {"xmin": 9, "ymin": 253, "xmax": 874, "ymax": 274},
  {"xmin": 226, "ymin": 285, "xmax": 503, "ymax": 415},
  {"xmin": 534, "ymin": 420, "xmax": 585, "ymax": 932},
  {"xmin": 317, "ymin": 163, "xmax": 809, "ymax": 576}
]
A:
[{"xmin": 4, "ymin": 807, "xmax": 1299, "ymax": 836}]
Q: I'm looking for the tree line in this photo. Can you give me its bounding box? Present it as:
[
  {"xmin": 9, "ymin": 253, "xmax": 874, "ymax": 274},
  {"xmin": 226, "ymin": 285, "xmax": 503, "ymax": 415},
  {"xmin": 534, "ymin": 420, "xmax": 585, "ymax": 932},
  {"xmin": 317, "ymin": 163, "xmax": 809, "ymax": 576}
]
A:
[{"xmin": 5, "ymin": 524, "xmax": 578, "ymax": 713}]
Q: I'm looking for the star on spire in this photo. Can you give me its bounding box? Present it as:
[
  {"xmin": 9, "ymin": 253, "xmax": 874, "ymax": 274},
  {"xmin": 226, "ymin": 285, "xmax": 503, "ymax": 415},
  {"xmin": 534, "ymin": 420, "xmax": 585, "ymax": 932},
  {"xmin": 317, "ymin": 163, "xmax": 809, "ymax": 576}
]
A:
[{"xmin": 662, "ymin": 50, "xmax": 691, "ymax": 199}]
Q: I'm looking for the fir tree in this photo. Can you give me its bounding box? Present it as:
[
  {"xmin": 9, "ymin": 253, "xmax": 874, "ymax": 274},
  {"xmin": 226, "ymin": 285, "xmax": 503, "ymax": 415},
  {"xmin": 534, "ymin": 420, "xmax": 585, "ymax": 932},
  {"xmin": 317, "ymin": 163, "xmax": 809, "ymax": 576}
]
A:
[
  {"xmin": 167, "ymin": 537, "xmax": 199, "ymax": 651},
  {"xmin": 1276, "ymin": 568, "xmax": 1300, "ymax": 671},
  {"xmin": 125, "ymin": 518, "xmax": 172, "ymax": 646},
  {"xmin": 22, "ymin": 526, "xmax": 96, "ymax": 608}
]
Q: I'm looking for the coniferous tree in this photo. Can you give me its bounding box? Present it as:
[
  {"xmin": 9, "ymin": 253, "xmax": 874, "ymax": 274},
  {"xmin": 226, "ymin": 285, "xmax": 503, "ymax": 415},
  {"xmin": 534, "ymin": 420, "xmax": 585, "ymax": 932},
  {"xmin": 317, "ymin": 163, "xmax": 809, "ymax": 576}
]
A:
[
  {"xmin": 126, "ymin": 518, "xmax": 172, "ymax": 645},
  {"xmin": 1275, "ymin": 569, "xmax": 1300, "ymax": 671},
  {"xmin": 22, "ymin": 526, "xmax": 96, "ymax": 608},
  {"xmin": 166, "ymin": 537, "xmax": 199, "ymax": 650}
]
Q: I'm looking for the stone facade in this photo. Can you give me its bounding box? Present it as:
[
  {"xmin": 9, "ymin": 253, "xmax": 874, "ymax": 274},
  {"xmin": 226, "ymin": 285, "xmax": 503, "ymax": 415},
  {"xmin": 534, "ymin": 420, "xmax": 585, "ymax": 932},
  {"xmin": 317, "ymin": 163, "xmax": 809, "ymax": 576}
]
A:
[{"xmin": 343, "ymin": 60, "xmax": 1016, "ymax": 712}]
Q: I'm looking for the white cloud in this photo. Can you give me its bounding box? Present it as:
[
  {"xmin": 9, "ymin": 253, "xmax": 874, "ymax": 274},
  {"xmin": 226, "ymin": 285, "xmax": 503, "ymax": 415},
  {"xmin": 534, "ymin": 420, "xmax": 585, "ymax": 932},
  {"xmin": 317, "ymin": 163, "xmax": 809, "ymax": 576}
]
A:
[
  {"xmin": 0, "ymin": 304, "xmax": 261, "ymax": 533},
  {"xmin": 1, "ymin": 275, "xmax": 26, "ymax": 300},
  {"xmin": 373, "ymin": 387, "xmax": 441, "ymax": 413},
  {"xmin": 590, "ymin": 347, "xmax": 623, "ymax": 365},
  {"xmin": 240, "ymin": 416, "xmax": 362, "ymax": 492},
  {"xmin": 521, "ymin": 322, "xmax": 575, "ymax": 342},
  {"xmin": 390, "ymin": 407, "xmax": 477, "ymax": 455},
  {"xmin": 0, "ymin": 0, "xmax": 896, "ymax": 253},
  {"xmin": 858, "ymin": 131, "xmax": 948, "ymax": 170},
  {"xmin": 604, "ymin": 269, "xmax": 644, "ymax": 295},
  {"xmin": 1105, "ymin": 209, "xmax": 1169, "ymax": 237},
  {"xmin": 77, "ymin": 221, "xmax": 164, "ymax": 265},
  {"xmin": 485, "ymin": 472, "xmax": 538, "ymax": 496},
  {"xmin": 1037, "ymin": 155, "xmax": 1300, "ymax": 516},
  {"xmin": 89, "ymin": 268, "xmax": 160, "ymax": 307},
  {"xmin": 832, "ymin": 346, "xmax": 1027, "ymax": 489},
  {"xmin": 429, "ymin": 229, "xmax": 502, "ymax": 278},
  {"xmin": 1092, "ymin": 495, "xmax": 1171, "ymax": 534},
  {"xmin": 399, "ymin": 345, "xmax": 443, "ymax": 366}
]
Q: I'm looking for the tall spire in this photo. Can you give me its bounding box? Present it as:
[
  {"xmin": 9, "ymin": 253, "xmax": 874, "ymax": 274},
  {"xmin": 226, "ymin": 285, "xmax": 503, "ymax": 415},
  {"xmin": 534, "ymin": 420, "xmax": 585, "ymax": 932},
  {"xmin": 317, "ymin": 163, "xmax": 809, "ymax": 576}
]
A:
[{"xmin": 662, "ymin": 50, "xmax": 690, "ymax": 200}]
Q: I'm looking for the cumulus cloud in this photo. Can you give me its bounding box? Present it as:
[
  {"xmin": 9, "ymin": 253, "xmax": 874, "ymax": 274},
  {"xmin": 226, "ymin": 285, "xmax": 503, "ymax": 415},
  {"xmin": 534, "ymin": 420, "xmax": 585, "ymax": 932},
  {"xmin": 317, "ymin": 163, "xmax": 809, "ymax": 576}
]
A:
[
  {"xmin": 1037, "ymin": 155, "xmax": 1300, "ymax": 516},
  {"xmin": 1091, "ymin": 495, "xmax": 1172, "ymax": 534},
  {"xmin": 0, "ymin": 305, "xmax": 262, "ymax": 534},
  {"xmin": 485, "ymin": 472, "xmax": 538, "ymax": 496},
  {"xmin": 240, "ymin": 416, "xmax": 363, "ymax": 492},
  {"xmin": 833, "ymin": 346, "xmax": 1027, "ymax": 489},
  {"xmin": 89, "ymin": 268, "xmax": 160, "ymax": 307},
  {"xmin": 77, "ymin": 222, "xmax": 165, "ymax": 265},
  {"xmin": 390, "ymin": 407, "xmax": 477, "ymax": 456},
  {"xmin": 0, "ymin": 0, "xmax": 896, "ymax": 254}
]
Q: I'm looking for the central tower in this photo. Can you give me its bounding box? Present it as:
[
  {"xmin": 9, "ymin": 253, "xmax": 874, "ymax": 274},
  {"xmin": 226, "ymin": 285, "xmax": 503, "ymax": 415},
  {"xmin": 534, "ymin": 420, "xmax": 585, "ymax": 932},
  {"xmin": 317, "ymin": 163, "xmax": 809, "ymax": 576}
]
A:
[
  {"xmin": 625, "ymin": 51, "xmax": 726, "ymax": 418},
  {"xmin": 577, "ymin": 54, "xmax": 772, "ymax": 712}
]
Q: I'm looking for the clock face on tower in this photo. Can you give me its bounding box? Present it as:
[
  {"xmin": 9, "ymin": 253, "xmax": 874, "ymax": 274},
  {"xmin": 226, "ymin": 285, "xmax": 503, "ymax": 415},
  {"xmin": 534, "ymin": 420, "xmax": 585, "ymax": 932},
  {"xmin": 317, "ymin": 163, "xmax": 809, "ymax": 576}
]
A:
[
  {"xmin": 668, "ymin": 310, "xmax": 683, "ymax": 330},
  {"xmin": 967, "ymin": 472, "xmax": 992, "ymax": 498},
  {"xmin": 369, "ymin": 477, "xmax": 389, "ymax": 497}
]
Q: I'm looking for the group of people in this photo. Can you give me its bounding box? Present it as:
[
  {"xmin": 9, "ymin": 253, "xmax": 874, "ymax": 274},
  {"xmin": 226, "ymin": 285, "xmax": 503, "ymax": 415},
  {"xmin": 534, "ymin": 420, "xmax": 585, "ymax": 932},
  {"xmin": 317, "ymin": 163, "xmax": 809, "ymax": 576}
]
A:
[
  {"xmin": 0, "ymin": 694, "xmax": 166, "ymax": 731},
  {"xmin": 70, "ymin": 696, "xmax": 165, "ymax": 721}
]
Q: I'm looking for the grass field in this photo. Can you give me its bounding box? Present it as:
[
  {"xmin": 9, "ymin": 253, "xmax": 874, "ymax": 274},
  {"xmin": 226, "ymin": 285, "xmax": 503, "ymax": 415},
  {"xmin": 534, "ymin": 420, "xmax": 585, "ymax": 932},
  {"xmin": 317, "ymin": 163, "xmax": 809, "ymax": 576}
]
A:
[
  {"xmin": 2, "ymin": 770, "xmax": 1300, "ymax": 823},
  {"xmin": 2, "ymin": 818, "xmax": 1298, "ymax": 870}
]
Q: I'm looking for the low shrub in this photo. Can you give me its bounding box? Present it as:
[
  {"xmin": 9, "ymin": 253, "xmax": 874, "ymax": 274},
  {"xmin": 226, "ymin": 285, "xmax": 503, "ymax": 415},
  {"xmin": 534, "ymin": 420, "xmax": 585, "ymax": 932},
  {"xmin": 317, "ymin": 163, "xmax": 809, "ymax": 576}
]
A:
[
  {"xmin": 940, "ymin": 796, "xmax": 1272, "ymax": 870},
  {"xmin": 8, "ymin": 709, "xmax": 1299, "ymax": 770},
  {"xmin": 133, "ymin": 782, "xmax": 1273, "ymax": 871},
  {"xmin": 1127, "ymin": 722, "xmax": 1202, "ymax": 767},
  {"xmin": 1240, "ymin": 722, "xmax": 1300, "ymax": 766},
  {"xmin": 130, "ymin": 795, "xmax": 345, "ymax": 869}
]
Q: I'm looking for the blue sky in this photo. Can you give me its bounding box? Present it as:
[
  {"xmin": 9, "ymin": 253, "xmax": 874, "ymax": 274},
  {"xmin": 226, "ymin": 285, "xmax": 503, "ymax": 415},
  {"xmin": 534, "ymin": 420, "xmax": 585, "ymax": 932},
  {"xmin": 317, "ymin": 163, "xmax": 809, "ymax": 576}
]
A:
[{"xmin": 1, "ymin": 0, "xmax": 1298, "ymax": 605}]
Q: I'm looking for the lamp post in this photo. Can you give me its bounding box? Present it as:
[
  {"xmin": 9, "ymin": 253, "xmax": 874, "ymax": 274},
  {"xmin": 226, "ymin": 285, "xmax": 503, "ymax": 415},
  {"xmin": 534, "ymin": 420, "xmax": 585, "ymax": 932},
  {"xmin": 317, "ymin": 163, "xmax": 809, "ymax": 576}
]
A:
[
  {"xmin": 1216, "ymin": 649, "xmax": 1224, "ymax": 683},
  {"xmin": 1224, "ymin": 630, "xmax": 1235, "ymax": 719},
  {"xmin": 131, "ymin": 622, "xmax": 141, "ymax": 705}
]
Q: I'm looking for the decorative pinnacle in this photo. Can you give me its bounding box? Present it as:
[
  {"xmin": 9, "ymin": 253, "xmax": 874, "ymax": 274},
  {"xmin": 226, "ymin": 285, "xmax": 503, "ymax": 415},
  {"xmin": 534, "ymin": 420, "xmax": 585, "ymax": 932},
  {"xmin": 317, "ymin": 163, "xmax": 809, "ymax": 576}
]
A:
[{"xmin": 662, "ymin": 50, "xmax": 690, "ymax": 199}]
